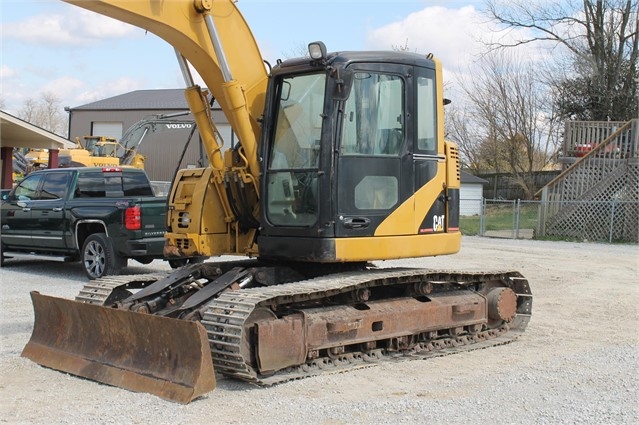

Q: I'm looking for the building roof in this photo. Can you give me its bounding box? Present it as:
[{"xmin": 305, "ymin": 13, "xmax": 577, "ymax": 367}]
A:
[
  {"xmin": 70, "ymin": 89, "xmax": 224, "ymax": 112},
  {"xmin": 70, "ymin": 89, "xmax": 188, "ymax": 111},
  {"xmin": 461, "ymin": 171, "xmax": 488, "ymax": 184},
  {"xmin": 0, "ymin": 110, "xmax": 75, "ymax": 150}
]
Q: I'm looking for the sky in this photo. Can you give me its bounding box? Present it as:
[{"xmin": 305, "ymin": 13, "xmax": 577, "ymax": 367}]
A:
[{"xmin": 0, "ymin": 0, "xmax": 540, "ymax": 116}]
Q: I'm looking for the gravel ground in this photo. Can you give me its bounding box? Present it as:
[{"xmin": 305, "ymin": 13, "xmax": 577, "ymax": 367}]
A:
[{"xmin": 1, "ymin": 236, "xmax": 638, "ymax": 425}]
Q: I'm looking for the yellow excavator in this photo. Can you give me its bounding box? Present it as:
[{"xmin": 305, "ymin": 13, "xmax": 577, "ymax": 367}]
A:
[{"xmin": 22, "ymin": 0, "xmax": 532, "ymax": 404}]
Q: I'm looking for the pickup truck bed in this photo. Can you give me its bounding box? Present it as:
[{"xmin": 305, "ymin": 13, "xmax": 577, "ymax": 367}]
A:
[{"xmin": 1, "ymin": 167, "xmax": 190, "ymax": 278}]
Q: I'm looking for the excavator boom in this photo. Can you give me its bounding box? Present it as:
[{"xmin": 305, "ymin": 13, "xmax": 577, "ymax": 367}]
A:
[
  {"xmin": 64, "ymin": 0, "xmax": 266, "ymax": 177},
  {"xmin": 63, "ymin": 0, "xmax": 267, "ymax": 134}
]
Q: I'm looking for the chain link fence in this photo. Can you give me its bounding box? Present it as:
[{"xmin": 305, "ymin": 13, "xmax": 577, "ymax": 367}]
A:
[{"xmin": 460, "ymin": 198, "xmax": 639, "ymax": 243}]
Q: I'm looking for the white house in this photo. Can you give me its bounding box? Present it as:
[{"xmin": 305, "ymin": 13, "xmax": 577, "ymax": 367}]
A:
[{"xmin": 460, "ymin": 171, "xmax": 487, "ymax": 216}]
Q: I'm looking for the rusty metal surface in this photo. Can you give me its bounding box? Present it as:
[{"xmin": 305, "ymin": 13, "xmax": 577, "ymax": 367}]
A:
[
  {"xmin": 22, "ymin": 291, "xmax": 216, "ymax": 404},
  {"xmin": 305, "ymin": 291, "xmax": 486, "ymax": 348},
  {"xmin": 254, "ymin": 292, "xmax": 487, "ymax": 372},
  {"xmin": 256, "ymin": 314, "xmax": 306, "ymax": 373},
  {"xmin": 204, "ymin": 269, "xmax": 533, "ymax": 385},
  {"xmin": 487, "ymin": 287, "xmax": 518, "ymax": 321}
]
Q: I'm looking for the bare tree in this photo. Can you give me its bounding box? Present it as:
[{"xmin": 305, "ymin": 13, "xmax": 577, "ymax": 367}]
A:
[
  {"xmin": 18, "ymin": 93, "xmax": 68, "ymax": 137},
  {"xmin": 449, "ymin": 52, "xmax": 561, "ymax": 198},
  {"xmin": 483, "ymin": 0, "xmax": 638, "ymax": 120},
  {"xmin": 445, "ymin": 103, "xmax": 486, "ymax": 172},
  {"xmin": 392, "ymin": 39, "xmax": 412, "ymax": 52},
  {"xmin": 282, "ymin": 42, "xmax": 311, "ymax": 59}
]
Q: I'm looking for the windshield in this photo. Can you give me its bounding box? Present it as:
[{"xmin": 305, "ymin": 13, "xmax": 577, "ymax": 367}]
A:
[{"xmin": 266, "ymin": 72, "xmax": 326, "ymax": 226}]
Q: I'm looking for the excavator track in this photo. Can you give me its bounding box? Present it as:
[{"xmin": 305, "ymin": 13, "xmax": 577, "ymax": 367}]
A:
[
  {"xmin": 202, "ymin": 268, "xmax": 532, "ymax": 386},
  {"xmin": 75, "ymin": 272, "xmax": 170, "ymax": 304},
  {"xmin": 72, "ymin": 268, "xmax": 531, "ymax": 388}
]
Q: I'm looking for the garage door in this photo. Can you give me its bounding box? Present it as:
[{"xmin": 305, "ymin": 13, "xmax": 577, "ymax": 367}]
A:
[
  {"xmin": 460, "ymin": 184, "xmax": 483, "ymax": 216},
  {"xmin": 92, "ymin": 122, "xmax": 123, "ymax": 139}
]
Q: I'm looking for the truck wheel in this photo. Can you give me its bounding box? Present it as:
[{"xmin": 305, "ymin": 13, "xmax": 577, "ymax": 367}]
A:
[
  {"xmin": 168, "ymin": 256, "xmax": 207, "ymax": 269},
  {"xmin": 135, "ymin": 256, "xmax": 154, "ymax": 265},
  {"xmin": 189, "ymin": 256, "xmax": 207, "ymax": 264},
  {"xmin": 82, "ymin": 233, "xmax": 125, "ymax": 279},
  {"xmin": 168, "ymin": 258, "xmax": 188, "ymax": 269}
]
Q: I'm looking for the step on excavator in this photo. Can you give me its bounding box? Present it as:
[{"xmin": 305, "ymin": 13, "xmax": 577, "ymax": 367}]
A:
[{"xmin": 22, "ymin": 0, "xmax": 533, "ymax": 404}]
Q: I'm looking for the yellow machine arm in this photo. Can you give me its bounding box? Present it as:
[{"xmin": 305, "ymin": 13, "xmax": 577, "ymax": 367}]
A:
[
  {"xmin": 64, "ymin": 0, "xmax": 266, "ymax": 178},
  {"xmin": 64, "ymin": 0, "xmax": 270, "ymax": 257}
]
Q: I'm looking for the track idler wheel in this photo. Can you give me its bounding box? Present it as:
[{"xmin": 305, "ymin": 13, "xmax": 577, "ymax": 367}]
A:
[{"xmin": 487, "ymin": 287, "xmax": 517, "ymax": 322}]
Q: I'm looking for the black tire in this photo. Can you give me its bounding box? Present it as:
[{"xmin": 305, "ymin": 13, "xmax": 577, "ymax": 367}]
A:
[
  {"xmin": 135, "ymin": 256, "xmax": 154, "ymax": 265},
  {"xmin": 0, "ymin": 243, "xmax": 5, "ymax": 267},
  {"xmin": 168, "ymin": 256, "xmax": 207, "ymax": 269},
  {"xmin": 168, "ymin": 258, "xmax": 188, "ymax": 269},
  {"xmin": 82, "ymin": 233, "xmax": 125, "ymax": 279}
]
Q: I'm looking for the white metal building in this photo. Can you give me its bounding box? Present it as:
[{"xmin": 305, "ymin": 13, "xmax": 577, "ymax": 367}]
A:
[{"xmin": 460, "ymin": 171, "xmax": 487, "ymax": 216}]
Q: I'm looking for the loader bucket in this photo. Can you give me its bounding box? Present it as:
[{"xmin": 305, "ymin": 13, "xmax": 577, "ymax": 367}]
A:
[{"xmin": 21, "ymin": 291, "xmax": 216, "ymax": 404}]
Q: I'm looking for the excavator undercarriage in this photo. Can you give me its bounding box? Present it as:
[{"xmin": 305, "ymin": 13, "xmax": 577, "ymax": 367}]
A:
[{"xmin": 23, "ymin": 262, "xmax": 532, "ymax": 402}]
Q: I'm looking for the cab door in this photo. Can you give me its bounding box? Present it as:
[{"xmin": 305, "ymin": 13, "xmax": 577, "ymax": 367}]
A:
[
  {"xmin": 0, "ymin": 172, "xmax": 44, "ymax": 248},
  {"xmin": 30, "ymin": 170, "xmax": 72, "ymax": 250},
  {"xmin": 336, "ymin": 65, "xmax": 413, "ymax": 237}
]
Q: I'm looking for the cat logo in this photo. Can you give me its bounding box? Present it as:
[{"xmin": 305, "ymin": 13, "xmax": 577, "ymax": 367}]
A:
[{"xmin": 433, "ymin": 214, "xmax": 445, "ymax": 232}]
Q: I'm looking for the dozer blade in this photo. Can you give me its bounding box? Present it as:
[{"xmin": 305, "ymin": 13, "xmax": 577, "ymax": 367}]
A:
[{"xmin": 21, "ymin": 291, "xmax": 216, "ymax": 404}]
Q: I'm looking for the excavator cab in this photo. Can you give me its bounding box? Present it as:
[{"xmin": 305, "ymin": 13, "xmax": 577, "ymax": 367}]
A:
[{"xmin": 258, "ymin": 43, "xmax": 461, "ymax": 262}]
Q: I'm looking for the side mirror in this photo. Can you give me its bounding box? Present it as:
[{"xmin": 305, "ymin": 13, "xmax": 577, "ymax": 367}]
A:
[{"xmin": 332, "ymin": 68, "xmax": 353, "ymax": 101}]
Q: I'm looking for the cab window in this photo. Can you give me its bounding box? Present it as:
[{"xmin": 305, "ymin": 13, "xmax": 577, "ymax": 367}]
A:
[
  {"xmin": 38, "ymin": 172, "xmax": 71, "ymax": 200},
  {"xmin": 123, "ymin": 172, "xmax": 153, "ymax": 197},
  {"xmin": 266, "ymin": 72, "xmax": 325, "ymax": 227},
  {"xmin": 341, "ymin": 73, "xmax": 404, "ymax": 156},
  {"xmin": 12, "ymin": 173, "xmax": 43, "ymax": 201},
  {"xmin": 416, "ymin": 75, "xmax": 437, "ymax": 153},
  {"xmin": 76, "ymin": 172, "xmax": 106, "ymax": 198}
]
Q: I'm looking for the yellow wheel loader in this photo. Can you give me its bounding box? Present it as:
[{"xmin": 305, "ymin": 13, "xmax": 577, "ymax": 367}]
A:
[
  {"xmin": 59, "ymin": 135, "xmax": 126, "ymax": 168},
  {"xmin": 60, "ymin": 115, "xmax": 195, "ymax": 169},
  {"xmin": 22, "ymin": 0, "xmax": 532, "ymax": 404}
]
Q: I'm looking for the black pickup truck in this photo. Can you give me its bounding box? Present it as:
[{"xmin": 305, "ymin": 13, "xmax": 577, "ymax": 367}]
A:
[{"xmin": 0, "ymin": 167, "xmax": 194, "ymax": 279}]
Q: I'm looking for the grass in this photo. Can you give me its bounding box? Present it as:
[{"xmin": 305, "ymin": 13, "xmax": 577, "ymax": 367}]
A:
[
  {"xmin": 460, "ymin": 215, "xmax": 481, "ymax": 235},
  {"xmin": 460, "ymin": 203, "xmax": 539, "ymax": 236},
  {"xmin": 460, "ymin": 201, "xmax": 638, "ymax": 243}
]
